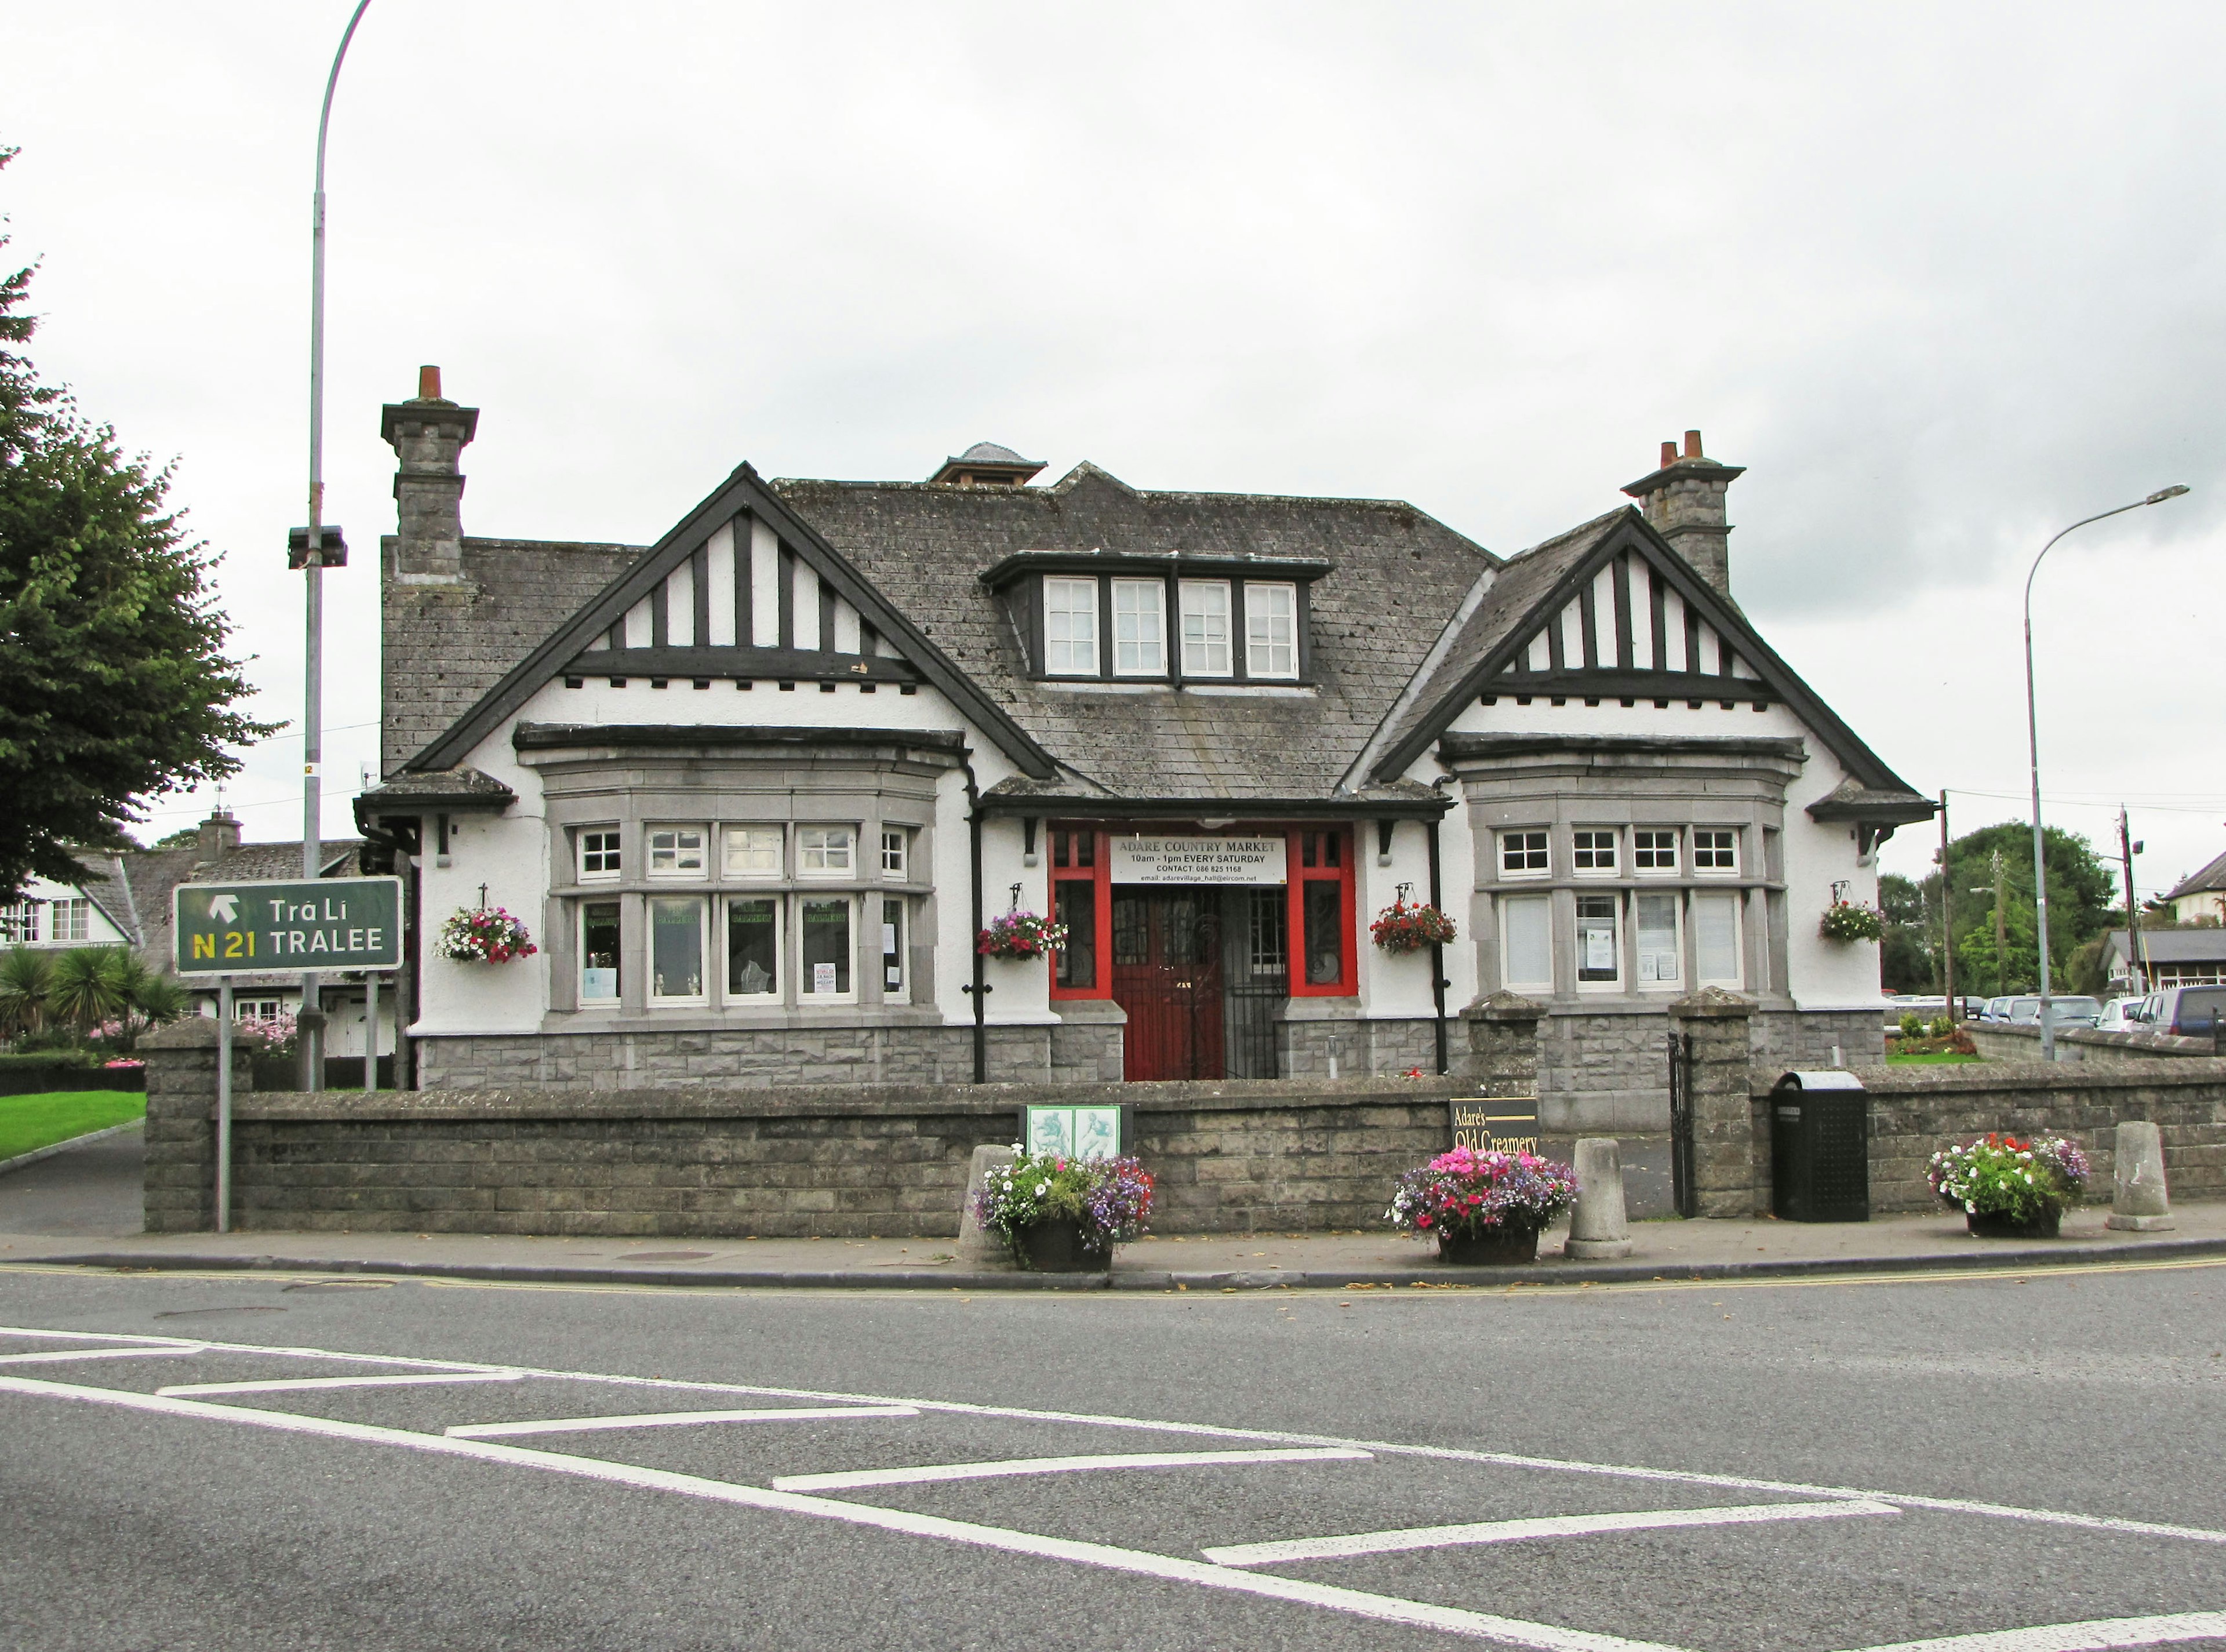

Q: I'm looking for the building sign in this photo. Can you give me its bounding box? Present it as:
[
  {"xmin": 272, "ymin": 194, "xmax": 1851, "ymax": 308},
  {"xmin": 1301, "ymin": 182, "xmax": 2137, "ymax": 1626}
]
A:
[
  {"xmin": 1025, "ymin": 1104, "xmax": 1127, "ymax": 1159},
  {"xmin": 173, "ymin": 878, "xmax": 403, "ymax": 976},
  {"xmin": 1449, "ymin": 1098, "xmax": 1540, "ymax": 1155},
  {"xmin": 1109, "ymin": 836, "xmax": 1287, "ymax": 886}
]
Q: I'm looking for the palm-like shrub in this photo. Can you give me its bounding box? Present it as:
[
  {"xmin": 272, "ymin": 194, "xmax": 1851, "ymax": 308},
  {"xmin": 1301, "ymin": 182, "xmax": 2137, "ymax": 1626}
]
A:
[
  {"xmin": 45, "ymin": 947, "xmax": 130, "ymax": 1035},
  {"xmin": 0, "ymin": 948, "xmax": 52, "ymax": 1039}
]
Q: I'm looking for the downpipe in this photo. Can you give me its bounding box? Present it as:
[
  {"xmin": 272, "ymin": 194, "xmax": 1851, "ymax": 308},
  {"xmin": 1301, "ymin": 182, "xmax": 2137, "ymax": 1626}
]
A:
[{"xmin": 962, "ymin": 757, "xmax": 988, "ymax": 1083}]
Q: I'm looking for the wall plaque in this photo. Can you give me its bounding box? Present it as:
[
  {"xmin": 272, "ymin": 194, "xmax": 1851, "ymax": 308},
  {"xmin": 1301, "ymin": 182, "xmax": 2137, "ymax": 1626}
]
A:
[{"xmin": 1449, "ymin": 1098, "xmax": 1540, "ymax": 1155}]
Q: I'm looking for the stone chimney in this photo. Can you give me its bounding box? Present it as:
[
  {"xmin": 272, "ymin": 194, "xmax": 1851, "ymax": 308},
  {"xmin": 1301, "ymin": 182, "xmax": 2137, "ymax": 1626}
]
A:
[
  {"xmin": 1621, "ymin": 429, "xmax": 1744, "ymax": 599},
  {"xmin": 380, "ymin": 366, "xmax": 479, "ymax": 583},
  {"xmin": 194, "ymin": 808, "xmax": 242, "ymax": 859}
]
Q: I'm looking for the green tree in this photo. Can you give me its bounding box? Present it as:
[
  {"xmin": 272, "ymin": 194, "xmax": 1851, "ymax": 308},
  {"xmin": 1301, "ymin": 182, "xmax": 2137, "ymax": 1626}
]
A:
[
  {"xmin": 1877, "ymin": 872, "xmax": 1935, "ymax": 993},
  {"xmin": 1922, "ymin": 820, "xmax": 2117, "ymax": 995},
  {"xmin": 0, "ymin": 148, "xmax": 275, "ymax": 895}
]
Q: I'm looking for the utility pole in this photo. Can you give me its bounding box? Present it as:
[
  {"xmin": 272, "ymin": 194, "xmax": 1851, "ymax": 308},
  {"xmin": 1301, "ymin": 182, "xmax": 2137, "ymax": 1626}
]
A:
[
  {"xmin": 2118, "ymin": 807, "xmax": 2147, "ymax": 995},
  {"xmin": 1991, "ymin": 848, "xmax": 2009, "ymax": 995},
  {"xmin": 1937, "ymin": 789, "xmax": 1955, "ymax": 1018}
]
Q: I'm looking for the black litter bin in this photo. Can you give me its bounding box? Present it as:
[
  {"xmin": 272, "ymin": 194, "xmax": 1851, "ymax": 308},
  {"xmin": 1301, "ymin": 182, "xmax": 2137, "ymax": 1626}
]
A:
[{"xmin": 1770, "ymin": 1071, "xmax": 1870, "ymax": 1222}]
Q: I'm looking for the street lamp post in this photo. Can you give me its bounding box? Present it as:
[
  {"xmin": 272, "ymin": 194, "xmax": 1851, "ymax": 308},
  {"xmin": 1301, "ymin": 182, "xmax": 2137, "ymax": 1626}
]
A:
[
  {"xmin": 2023, "ymin": 485, "xmax": 2189, "ymax": 1060},
  {"xmin": 299, "ymin": 1, "xmax": 372, "ymax": 1093}
]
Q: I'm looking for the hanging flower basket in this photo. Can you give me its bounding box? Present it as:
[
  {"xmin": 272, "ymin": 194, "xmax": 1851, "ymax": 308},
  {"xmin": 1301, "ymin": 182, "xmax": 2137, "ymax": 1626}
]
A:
[
  {"xmin": 977, "ymin": 910, "xmax": 1069, "ymax": 960},
  {"xmin": 435, "ymin": 906, "xmax": 539, "ymax": 964},
  {"xmin": 1370, "ymin": 899, "xmax": 1458, "ymax": 954},
  {"xmin": 1818, "ymin": 900, "xmax": 1885, "ymax": 943}
]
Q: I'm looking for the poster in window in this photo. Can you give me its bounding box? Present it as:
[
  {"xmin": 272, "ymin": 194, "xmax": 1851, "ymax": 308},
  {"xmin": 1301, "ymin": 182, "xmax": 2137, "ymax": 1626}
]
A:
[
  {"xmin": 1583, "ymin": 922, "xmax": 1616, "ymax": 972},
  {"xmin": 813, "ymin": 962, "xmax": 838, "ymax": 995}
]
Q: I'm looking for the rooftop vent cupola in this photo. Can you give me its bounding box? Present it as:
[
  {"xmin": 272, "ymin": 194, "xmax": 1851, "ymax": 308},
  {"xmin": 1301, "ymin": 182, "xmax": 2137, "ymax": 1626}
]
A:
[
  {"xmin": 380, "ymin": 365, "xmax": 480, "ymax": 581},
  {"xmin": 928, "ymin": 441, "xmax": 1045, "ymax": 489},
  {"xmin": 1621, "ymin": 429, "xmax": 1744, "ymax": 599}
]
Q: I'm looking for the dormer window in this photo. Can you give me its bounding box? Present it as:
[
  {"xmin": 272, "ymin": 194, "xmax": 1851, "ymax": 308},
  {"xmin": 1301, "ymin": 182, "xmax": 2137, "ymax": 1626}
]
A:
[
  {"xmin": 1045, "ymin": 577, "xmax": 1099, "ymax": 675},
  {"xmin": 1180, "ymin": 580, "xmax": 1233, "ymax": 676},
  {"xmin": 1246, "ymin": 583, "xmax": 1298, "ymax": 679},
  {"xmin": 986, "ymin": 550, "xmax": 1325, "ymax": 685},
  {"xmin": 1111, "ymin": 580, "xmax": 1166, "ymax": 675}
]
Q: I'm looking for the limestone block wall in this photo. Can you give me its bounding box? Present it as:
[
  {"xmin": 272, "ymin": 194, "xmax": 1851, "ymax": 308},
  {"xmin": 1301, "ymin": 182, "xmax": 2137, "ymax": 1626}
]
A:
[
  {"xmin": 1538, "ymin": 1006, "xmax": 1884, "ymax": 1134},
  {"xmin": 1961, "ymin": 1022, "xmax": 2215, "ymax": 1067}
]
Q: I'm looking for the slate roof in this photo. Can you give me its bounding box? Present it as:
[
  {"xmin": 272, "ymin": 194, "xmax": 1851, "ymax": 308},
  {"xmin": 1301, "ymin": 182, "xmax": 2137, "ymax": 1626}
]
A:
[
  {"xmin": 769, "ymin": 462, "xmax": 1498, "ymax": 801},
  {"xmin": 958, "ymin": 441, "xmax": 1030, "ymax": 464},
  {"xmin": 2106, "ymin": 927, "xmax": 2226, "ymax": 962},
  {"xmin": 72, "ymin": 840, "xmax": 361, "ymax": 983},
  {"xmin": 2163, "ymin": 850, "xmax": 2226, "ymax": 901},
  {"xmin": 383, "ymin": 536, "xmax": 642, "ymax": 774}
]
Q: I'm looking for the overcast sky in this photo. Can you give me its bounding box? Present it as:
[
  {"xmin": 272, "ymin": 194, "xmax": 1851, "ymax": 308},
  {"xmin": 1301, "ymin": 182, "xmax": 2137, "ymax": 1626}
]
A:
[{"xmin": 5, "ymin": 1, "xmax": 2224, "ymax": 908}]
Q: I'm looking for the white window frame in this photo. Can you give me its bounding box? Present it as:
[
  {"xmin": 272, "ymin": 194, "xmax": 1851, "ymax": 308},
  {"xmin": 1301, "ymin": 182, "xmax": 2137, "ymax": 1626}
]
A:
[
  {"xmin": 798, "ymin": 825, "xmax": 856, "ymax": 876},
  {"xmin": 1111, "ymin": 578, "xmax": 1166, "ymax": 676},
  {"xmin": 647, "ymin": 825, "xmax": 708, "ymax": 879},
  {"xmin": 647, "ymin": 894, "xmax": 709, "ymax": 1005},
  {"xmin": 579, "ymin": 899, "xmax": 622, "ymax": 1004},
  {"xmin": 1245, "ymin": 582, "xmax": 1299, "ymax": 680},
  {"xmin": 1500, "ymin": 893, "xmax": 1554, "ymax": 990},
  {"xmin": 1498, "ymin": 829, "xmax": 1550, "ymax": 880},
  {"xmin": 1632, "ymin": 829, "xmax": 1679, "ymax": 875},
  {"xmin": 797, "ymin": 893, "xmax": 859, "ymax": 1004},
  {"xmin": 1043, "ymin": 576, "xmax": 1100, "ymax": 676},
  {"xmin": 1693, "ymin": 889, "xmax": 1744, "ymax": 988},
  {"xmin": 880, "ymin": 894, "xmax": 907, "ymax": 998},
  {"xmin": 577, "ymin": 827, "xmax": 623, "ymax": 883},
  {"xmin": 2, "ymin": 900, "xmax": 41, "ymax": 944},
  {"xmin": 1572, "ymin": 828, "xmax": 1620, "ymax": 876},
  {"xmin": 723, "ymin": 894, "xmax": 783, "ymax": 1002},
  {"xmin": 722, "ymin": 825, "xmax": 784, "ymax": 879},
  {"xmin": 1179, "ymin": 579, "xmax": 1234, "ymax": 678},
  {"xmin": 50, "ymin": 898, "xmax": 90, "ymax": 943},
  {"xmin": 1634, "ymin": 890, "xmax": 1682, "ymax": 990},
  {"xmin": 880, "ymin": 828, "xmax": 908, "ymax": 880},
  {"xmin": 1574, "ymin": 893, "xmax": 1622, "ymax": 988},
  {"xmin": 1692, "ymin": 828, "xmax": 1740, "ymax": 875}
]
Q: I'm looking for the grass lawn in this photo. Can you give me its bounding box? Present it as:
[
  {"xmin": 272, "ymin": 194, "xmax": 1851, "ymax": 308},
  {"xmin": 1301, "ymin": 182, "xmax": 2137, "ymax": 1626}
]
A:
[
  {"xmin": 1886, "ymin": 1051, "xmax": 1985, "ymax": 1065},
  {"xmin": 0, "ymin": 1091, "xmax": 148, "ymax": 1162}
]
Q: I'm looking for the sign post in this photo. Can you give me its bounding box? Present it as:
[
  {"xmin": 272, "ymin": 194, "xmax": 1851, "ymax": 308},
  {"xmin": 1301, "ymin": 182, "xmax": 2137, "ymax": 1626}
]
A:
[{"xmin": 174, "ymin": 877, "xmax": 402, "ymax": 1225}]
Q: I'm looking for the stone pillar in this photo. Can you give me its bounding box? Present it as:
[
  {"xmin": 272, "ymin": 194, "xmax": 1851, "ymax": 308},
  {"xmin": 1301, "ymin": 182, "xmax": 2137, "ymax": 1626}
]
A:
[
  {"xmin": 1668, "ymin": 987, "xmax": 1759, "ymax": 1218},
  {"xmin": 1565, "ymin": 1138, "xmax": 1634, "ymax": 1258},
  {"xmin": 2106, "ymin": 1120, "xmax": 2174, "ymax": 1232},
  {"xmin": 1462, "ymin": 989, "xmax": 1544, "ymax": 1100},
  {"xmin": 139, "ymin": 1017, "xmax": 253, "ymax": 1233},
  {"xmin": 956, "ymin": 1144, "xmax": 1016, "ymax": 1266}
]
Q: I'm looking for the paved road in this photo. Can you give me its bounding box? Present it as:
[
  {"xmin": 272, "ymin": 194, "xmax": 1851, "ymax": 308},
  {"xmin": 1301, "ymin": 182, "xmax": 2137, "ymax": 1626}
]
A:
[
  {"xmin": 1, "ymin": 1258, "xmax": 2220, "ymax": 1651},
  {"xmin": 0, "ymin": 1122, "xmax": 143, "ymax": 1238}
]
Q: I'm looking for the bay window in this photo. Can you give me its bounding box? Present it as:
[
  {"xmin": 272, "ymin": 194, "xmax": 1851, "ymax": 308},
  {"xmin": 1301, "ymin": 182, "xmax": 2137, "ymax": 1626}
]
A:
[
  {"xmin": 724, "ymin": 826, "xmax": 783, "ymax": 878},
  {"xmin": 1635, "ymin": 893, "xmax": 1681, "ymax": 987},
  {"xmin": 649, "ymin": 897, "xmax": 706, "ymax": 1002},
  {"xmin": 1502, "ymin": 894, "xmax": 1552, "ymax": 989},
  {"xmin": 1575, "ymin": 894, "xmax": 1620, "ymax": 984},
  {"xmin": 879, "ymin": 897, "xmax": 907, "ymax": 996},
  {"xmin": 579, "ymin": 828, "xmax": 621, "ymax": 880},
  {"xmin": 725, "ymin": 897, "xmax": 781, "ymax": 999},
  {"xmin": 798, "ymin": 825, "xmax": 854, "ymax": 875},
  {"xmin": 580, "ymin": 902, "xmax": 621, "ymax": 1003},
  {"xmin": 1694, "ymin": 891, "xmax": 1743, "ymax": 986},
  {"xmin": 800, "ymin": 897, "xmax": 854, "ymax": 1000},
  {"xmin": 649, "ymin": 827, "xmax": 707, "ymax": 877}
]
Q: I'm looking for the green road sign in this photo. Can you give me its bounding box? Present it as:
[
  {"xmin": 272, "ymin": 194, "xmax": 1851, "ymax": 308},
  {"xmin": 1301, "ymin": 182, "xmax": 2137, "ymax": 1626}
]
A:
[{"xmin": 172, "ymin": 877, "xmax": 403, "ymax": 975}]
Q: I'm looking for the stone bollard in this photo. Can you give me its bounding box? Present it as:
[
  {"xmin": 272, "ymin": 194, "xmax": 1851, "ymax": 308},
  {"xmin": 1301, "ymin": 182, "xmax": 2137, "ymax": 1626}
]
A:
[
  {"xmin": 2105, "ymin": 1120, "xmax": 2174, "ymax": 1232},
  {"xmin": 956, "ymin": 1144, "xmax": 1016, "ymax": 1266},
  {"xmin": 1563, "ymin": 1138, "xmax": 1634, "ymax": 1258}
]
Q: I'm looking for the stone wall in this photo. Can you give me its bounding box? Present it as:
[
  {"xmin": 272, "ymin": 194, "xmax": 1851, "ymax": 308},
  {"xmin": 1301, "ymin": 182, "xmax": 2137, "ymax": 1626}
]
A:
[
  {"xmin": 142, "ymin": 1051, "xmax": 1464, "ymax": 1237},
  {"xmin": 1748, "ymin": 1060, "xmax": 2226, "ymax": 1216},
  {"xmin": 1536, "ymin": 1005, "xmax": 1882, "ymax": 1133},
  {"xmin": 1961, "ymin": 1021, "xmax": 2215, "ymax": 1067},
  {"xmin": 140, "ymin": 1018, "xmax": 255, "ymax": 1234}
]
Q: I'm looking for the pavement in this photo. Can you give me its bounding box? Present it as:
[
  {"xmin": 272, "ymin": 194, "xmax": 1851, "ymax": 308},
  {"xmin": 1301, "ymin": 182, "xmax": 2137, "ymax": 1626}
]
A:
[{"xmin": 2, "ymin": 1120, "xmax": 2220, "ymax": 1291}]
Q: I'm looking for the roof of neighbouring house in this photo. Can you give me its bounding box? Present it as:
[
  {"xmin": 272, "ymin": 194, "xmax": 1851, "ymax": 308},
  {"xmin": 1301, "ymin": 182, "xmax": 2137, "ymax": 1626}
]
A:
[
  {"xmin": 71, "ymin": 839, "xmax": 363, "ymax": 980},
  {"xmin": 2107, "ymin": 927, "xmax": 2226, "ymax": 963},
  {"xmin": 2163, "ymin": 850, "xmax": 2226, "ymax": 901}
]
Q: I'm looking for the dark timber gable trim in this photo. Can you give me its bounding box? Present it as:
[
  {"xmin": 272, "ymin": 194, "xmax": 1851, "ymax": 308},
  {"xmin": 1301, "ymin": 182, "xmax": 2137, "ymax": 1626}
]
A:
[
  {"xmin": 1368, "ymin": 507, "xmax": 1921, "ymax": 796},
  {"xmin": 405, "ymin": 463, "xmax": 1058, "ymax": 778}
]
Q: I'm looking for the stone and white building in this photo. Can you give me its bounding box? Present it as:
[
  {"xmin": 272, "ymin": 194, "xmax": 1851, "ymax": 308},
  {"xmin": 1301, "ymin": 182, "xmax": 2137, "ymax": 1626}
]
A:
[{"xmin": 357, "ymin": 379, "xmax": 1932, "ymax": 1131}]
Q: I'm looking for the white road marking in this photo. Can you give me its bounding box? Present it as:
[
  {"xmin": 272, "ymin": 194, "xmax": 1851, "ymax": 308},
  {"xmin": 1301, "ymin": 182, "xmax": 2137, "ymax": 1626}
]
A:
[
  {"xmin": 1203, "ymin": 1498, "xmax": 1901, "ymax": 1567},
  {"xmin": 157, "ymin": 1371, "xmax": 525, "ymax": 1396},
  {"xmin": 10, "ymin": 1322, "xmax": 2216, "ymax": 1552},
  {"xmin": 0, "ymin": 1372, "xmax": 1685, "ymax": 1652},
  {"xmin": 0, "ymin": 1345, "xmax": 208, "ymax": 1365},
  {"xmin": 1843, "ymin": 1611, "xmax": 2226, "ymax": 1651},
  {"xmin": 447, "ymin": 1404, "xmax": 918, "ymax": 1438},
  {"xmin": 0, "ymin": 1327, "xmax": 202, "ymax": 1347},
  {"xmin": 773, "ymin": 1447, "xmax": 1372, "ymax": 1492}
]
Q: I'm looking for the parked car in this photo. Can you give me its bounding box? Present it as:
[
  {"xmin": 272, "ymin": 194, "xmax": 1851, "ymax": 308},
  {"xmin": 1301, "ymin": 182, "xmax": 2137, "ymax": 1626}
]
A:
[
  {"xmin": 2145, "ymin": 985, "xmax": 2226, "ymax": 1038},
  {"xmin": 1981, "ymin": 996, "xmax": 2016, "ymax": 1022},
  {"xmin": 2006, "ymin": 996, "xmax": 2101, "ymax": 1028},
  {"xmin": 2095, "ymin": 996, "xmax": 2147, "ymax": 1032}
]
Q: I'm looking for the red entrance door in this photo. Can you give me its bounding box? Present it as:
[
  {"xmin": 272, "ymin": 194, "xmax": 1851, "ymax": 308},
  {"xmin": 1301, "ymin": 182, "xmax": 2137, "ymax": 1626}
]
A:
[{"xmin": 1111, "ymin": 890, "xmax": 1226, "ymax": 1081}]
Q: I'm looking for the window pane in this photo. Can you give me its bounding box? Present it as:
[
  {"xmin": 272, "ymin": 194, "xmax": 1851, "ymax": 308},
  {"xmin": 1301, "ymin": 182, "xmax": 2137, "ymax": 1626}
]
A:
[
  {"xmin": 1693, "ymin": 829, "xmax": 1738, "ymax": 871},
  {"xmin": 1044, "ymin": 577, "xmax": 1099, "ymax": 674},
  {"xmin": 1634, "ymin": 829, "xmax": 1678, "ymax": 872},
  {"xmin": 801, "ymin": 897, "xmax": 852, "ymax": 996},
  {"xmin": 1180, "ymin": 580, "xmax": 1232, "ymax": 676},
  {"xmin": 726, "ymin": 897, "xmax": 779, "ymax": 998},
  {"xmin": 799, "ymin": 827, "xmax": 854, "ymax": 874},
  {"xmin": 1055, "ymin": 881, "xmax": 1096, "ymax": 989},
  {"xmin": 1245, "ymin": 583, "xmax": 1297, "ymax": 678},
  {"xmin": 581, "ymin": 901, "xmax": 621, "ymax": 1001},
  {"xmin": 880, "ymin": 829, "xmax": 907, "ymax": 878},
  {"xmin": 1504, "ymin": 894, "xmax": 1551, "ymax": 986},
  {"xmin": 1636, "ymin": 892, "xmax": 1679, "ymax": 984},
  {"xmin": 723, "ymin": 827, "xmax": 783, "ymax": 878},
  {"xmin": 1694, "ymin": 892, "xmax": 1740, "ymax": 983},
  {"xmin": 1111, "ymin": 579, "xmax": 1165, "ymax": 674},
  {"xmin": 1303, "ymin": 882, "xmax": 1344, "ymax": 986},
  {"xmin": 649, "ymin": 897, "xmax": 704, "ymax": 999},
  {"xmin": 1501, "ymin": 831, "xmax": 1548, "ymax": 875},
  {"xmin": 1573, "ymin": 829, "xmax": 1618, "ymax": 872},
  {"xmin": 649, "ymin": 828, "xmax": 705, "ymax": 874},
  {"xmin": 580, "ymin": 829, "xmax": 621, "ymax": 878},
  {"xmin": 881, "ymin": 897, "xmax": 905, "ymax": 995},
  {"xmin": 1576, "ymin": 894, "xmax": 1620, "ymax": 983}
]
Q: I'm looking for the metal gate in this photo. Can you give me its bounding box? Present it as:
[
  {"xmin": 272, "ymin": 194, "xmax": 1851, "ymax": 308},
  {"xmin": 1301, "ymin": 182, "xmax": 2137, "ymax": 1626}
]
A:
[
  {"xmin": 1223, "ymin": 887, "xmax": 1287, "ymax": 1079},
  {"xmin": 1665, "ymin": 1030, "xmax": 1697, "ymax": 1219}
]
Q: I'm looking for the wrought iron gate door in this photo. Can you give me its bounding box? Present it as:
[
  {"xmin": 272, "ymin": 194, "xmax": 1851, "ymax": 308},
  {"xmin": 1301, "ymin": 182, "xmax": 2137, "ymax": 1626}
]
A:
[
  {"xmin": 1666, "ymin": 1029, "xmax": 1697, "ymax": 1219},
  {"xmin": 1222, "ymin": 887, "xmax": 1288, "ymax": 1079}
]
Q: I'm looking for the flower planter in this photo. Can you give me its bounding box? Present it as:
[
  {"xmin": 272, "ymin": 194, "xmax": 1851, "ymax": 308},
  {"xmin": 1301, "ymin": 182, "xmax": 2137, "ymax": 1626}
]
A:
[
  {"xmin": 1965, "ymin": 1206, "xmax": 2062, "ymax": 1240},
  {"xmin": 1014, "ymin": 1216, "xmax": 1109, "ymax": 1272},
  {"xmin": 1437, "ymin": 1224, "xmax": 1540, "ymax": 1265}
]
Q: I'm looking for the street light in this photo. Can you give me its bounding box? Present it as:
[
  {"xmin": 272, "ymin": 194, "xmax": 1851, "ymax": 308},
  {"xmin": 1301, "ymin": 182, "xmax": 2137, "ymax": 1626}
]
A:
[
  {"xmin": 299, "ymin": 0, "xmax": 372, "ymax": 1092},
  {"xmin": 2024, "ymin": 483, "xmax": 2191, "ymax": 1060}
]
